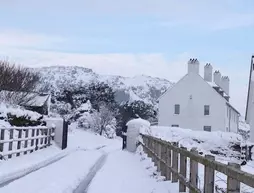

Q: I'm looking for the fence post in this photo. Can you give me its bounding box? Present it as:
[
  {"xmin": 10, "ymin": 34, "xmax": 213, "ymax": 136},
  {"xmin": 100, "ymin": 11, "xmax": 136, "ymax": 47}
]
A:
[
  {"xmin": 40, "ymin": 129, "xmax": 44, "ymax": 149},
  {"xmin": 0, "ymin": 129, "xmax": 5, "ymax": 160},
  {"xmin": 172, "ymin": 142, "xmax": 179, "ymax": 183},
  {"xmin": 157, "ymin": 142, "xmax": 162, "ymax": 172},
  {"xmin": 24, "ymin": 129, "xmax": 29, "ymax": 155},
  {"xmin": 190, "ymin": 148, "xmax": 199, "ymax": 193},
  {"xmin": 151, "ymin": 140, "xmax": 156, "ymax": 163},
  {"xmin": 227, "ymin": 163, "xmax": 240, "ymax": 193},
  {"xmin": 30, "ymin": 129, "xmax": 35, "ymax": 153},
  {"xmin": 48, "ymin": 128, "xmax": 52, "ymax": 146},
  {"xmin": 147, "ymin": 138, "xmax": 152, "ymax": 158},
  {"xmin": 166, "ymin": 145, "xmax": 172, "ymax": 181},
  {"xmin": 44, "ymin": 128, "xmax": 48, "ymax": 147},
  {"xmin": 179, "ymin": 147, "xmax": 187, "ymax": 192},
  {"xmin": 35, "ymin": 129, "xmax": 39, "ymax": 151},
  {"xmin": 154, "ymin": 140, "xmax": 158, "ymax": 167},
  {"xmin": 16, "ymin": 130, "xmax": 22, "ymax": 157},
  {"xmin": 160, "ymin": 144, "xmax": 167, "ymax": 177},
  {"xmin": 204, "ymin": 155, "xmax": 215, "ymax": 193},
  {"xmin": 8, "ymin": 129, "xmax": 13, "ymax": 159}
]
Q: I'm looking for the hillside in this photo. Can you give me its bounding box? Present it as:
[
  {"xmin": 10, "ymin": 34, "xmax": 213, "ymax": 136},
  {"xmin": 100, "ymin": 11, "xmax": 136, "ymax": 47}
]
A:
[{"xmin": 34, "ymin": 66, "xmax": 173, "ymax": 105}]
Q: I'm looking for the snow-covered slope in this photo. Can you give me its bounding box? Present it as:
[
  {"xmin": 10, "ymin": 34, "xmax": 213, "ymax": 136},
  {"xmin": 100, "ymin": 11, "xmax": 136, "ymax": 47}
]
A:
[{"xmin": 35, "ymin": 66, "xmax": 173, "ymax": 105}]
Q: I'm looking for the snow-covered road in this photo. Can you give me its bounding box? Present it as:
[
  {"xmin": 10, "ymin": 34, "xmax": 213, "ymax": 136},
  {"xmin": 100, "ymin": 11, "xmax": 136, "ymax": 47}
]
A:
[
  {"xmin": 0, "ymin": 150, "xmax": 103, "ymax": 193},
  {"xmin": 0, "ymin": 130, "xmax": 177, "ymax": 193},
  {"xmin": 87, "ymin": 150, "xmax": 178, "ymax": 193}
]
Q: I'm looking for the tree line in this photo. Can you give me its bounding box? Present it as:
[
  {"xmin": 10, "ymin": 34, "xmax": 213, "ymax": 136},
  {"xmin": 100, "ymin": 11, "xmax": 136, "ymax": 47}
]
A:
[{"xmin": 0, "ymin": 60, "xmax": 157, "ymax": 135}]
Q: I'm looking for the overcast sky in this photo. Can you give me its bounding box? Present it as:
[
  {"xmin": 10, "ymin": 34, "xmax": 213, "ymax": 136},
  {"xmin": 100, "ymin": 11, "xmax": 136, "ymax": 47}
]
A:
[{"xmin": 0, "ymin": 0, "xmax": 253, "ymax": 115}]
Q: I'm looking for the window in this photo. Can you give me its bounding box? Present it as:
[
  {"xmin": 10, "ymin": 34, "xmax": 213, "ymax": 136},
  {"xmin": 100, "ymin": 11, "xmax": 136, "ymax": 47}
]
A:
[
  {"xmin": 204, "ymin": 105, "xmax": 210, "ymax": 115},
  {"xmin": 174, "ymin": 104, "xmax": 180, "ymax": 114},
  {"xmin": 172, "ymin": 124, "xmax": 179, "ymax": 127},
  {"xmin": 203, "ymin": 126, "xmax": 211, "ymax": 132}
]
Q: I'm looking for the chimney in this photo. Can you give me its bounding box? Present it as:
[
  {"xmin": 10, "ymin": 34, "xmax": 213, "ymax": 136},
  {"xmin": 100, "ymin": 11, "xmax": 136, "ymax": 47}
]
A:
[
  {"xmin": 204, "ymin": 63, "xmax": 213, "ymax": 82},
  {"xmin": 213, "ymin": 70, "xmax": 221, "ymax": 87},
  {"xmin": 188, "ymin": 58, "xmax": 199, "ymax": 74},
  {"xmin": 221, "ymin": 76, "xmax": 230, "ymax": 95}
]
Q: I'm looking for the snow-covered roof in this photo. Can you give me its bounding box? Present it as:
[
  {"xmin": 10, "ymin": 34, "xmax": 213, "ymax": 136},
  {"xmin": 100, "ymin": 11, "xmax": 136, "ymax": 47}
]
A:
[
  {"xmin": 0, "ymin": 91, "xmax": 50, "ymax": 107},
  {"xmin": 207, "ymin": 81, "xmax": 219, "ymax": 88},
  {"xmin": 205, "ymin": 81, "xmax": 239, "ymax": 114},
  {"xmin": 24, "ymin": 93, "xmax": 50, "ymax": 107}
]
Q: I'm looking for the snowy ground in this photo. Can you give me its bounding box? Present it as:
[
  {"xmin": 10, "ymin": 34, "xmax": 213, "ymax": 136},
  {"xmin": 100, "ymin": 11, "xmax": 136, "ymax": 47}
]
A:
[
  {"xmin": 0, "ymin": 128, "xmax": 176, "ymax": 193},
  {"xmin": 87, "ymin": 150, "xmax": 178, "ymax": 193}
]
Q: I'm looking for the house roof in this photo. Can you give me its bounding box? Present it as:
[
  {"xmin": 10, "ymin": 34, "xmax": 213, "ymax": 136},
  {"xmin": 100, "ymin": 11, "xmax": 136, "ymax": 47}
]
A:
[
  {"xmin": 24, "ymin": 93, "xmax": 50, "ymax": 107},
  {"xmin": 0, "ymin": 90, "xmax": 50, "ymax": 107},
  {"xmin": 157, "ymin": 74, "xmax": 188, "ymax": 102},
  {"xmin": 226, "ymin": 102, "xmax": 240, "ymax": 115},
  {"xmin": 205, "ymin": 78, "xmax": 240, "ymax": 115},
  {"xmin": 158, "ymin": 73, "xmax": 240, "ymax": 115}
]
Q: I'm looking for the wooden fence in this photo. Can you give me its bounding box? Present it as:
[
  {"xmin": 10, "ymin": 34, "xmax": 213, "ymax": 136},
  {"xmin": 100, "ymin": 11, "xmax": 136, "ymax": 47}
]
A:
[
  {"xmin": 0, "ymin": 126, "xmax": 55, "ymax": 160},
  {"xmin": 140, "ymin": 134, "xmax": 254, "ymax": 193}
]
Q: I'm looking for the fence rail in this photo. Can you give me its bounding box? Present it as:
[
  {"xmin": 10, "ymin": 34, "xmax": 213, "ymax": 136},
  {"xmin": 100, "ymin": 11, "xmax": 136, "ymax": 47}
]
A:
[
  {"xmin": 0, "ymin": 126, "xmax": 55, "ymax": 160},
  {"xmin": 140, "ymin": 134, "xmax": 254, "ymax": 193}
]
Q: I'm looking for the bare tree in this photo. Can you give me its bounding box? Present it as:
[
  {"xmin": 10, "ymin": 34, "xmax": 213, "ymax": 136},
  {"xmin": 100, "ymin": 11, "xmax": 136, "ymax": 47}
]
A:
[
  {"xmin": 90, "ymin": 104, "xmax": 116, "ymax": 136},
  {"xmin": 0, "ymin": 60, "xmax": 40, "ymax": 105}
]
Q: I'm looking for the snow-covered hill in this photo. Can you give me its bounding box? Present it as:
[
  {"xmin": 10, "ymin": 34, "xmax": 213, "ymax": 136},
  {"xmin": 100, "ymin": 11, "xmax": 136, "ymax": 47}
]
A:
[{"xmin": 35, "ymin": 66, "xmax": 173, "ymax": 105}]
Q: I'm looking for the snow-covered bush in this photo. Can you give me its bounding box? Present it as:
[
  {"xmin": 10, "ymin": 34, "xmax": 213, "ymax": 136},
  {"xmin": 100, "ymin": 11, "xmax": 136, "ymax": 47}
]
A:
[
  {"xmin": 238, "ymin": 116, "xmax": 250, "ymax": 141},
  {"xmin": 142, "ymin": 125, "xmax": 243, "ymax": 159},
  {"xmin": 0, "ymin": 103, "xmax": 45, "ymax": 127}
]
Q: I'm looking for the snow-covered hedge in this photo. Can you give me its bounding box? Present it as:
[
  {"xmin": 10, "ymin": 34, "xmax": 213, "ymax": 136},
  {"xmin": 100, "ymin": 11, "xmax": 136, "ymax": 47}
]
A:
[
  {"xmin": 141, "ymin": 125, "xmax": 243, "ymax": 159},
  {"xmin": 0, "ymin": 103, "xmax": 45, "ymax": 127}
]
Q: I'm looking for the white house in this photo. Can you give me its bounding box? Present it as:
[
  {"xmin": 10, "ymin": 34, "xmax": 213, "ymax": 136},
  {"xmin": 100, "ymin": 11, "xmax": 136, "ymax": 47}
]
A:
[{"xmin": 158, "ymin": 58, "xmax": 240, "ymax": 132}]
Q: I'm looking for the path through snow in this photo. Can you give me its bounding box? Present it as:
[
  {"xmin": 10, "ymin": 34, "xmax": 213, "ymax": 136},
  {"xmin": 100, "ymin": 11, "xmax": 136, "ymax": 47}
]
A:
[
  {"xmin": 0, "ymin": 130, "xmax": 178, "ymax": 193},
  {"xmin": 87, "ymin": 150, "xmax": 178, "ymax": 193}
]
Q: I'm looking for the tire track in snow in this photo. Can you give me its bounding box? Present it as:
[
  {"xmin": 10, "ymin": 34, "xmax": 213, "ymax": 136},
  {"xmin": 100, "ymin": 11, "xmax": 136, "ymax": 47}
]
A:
[
  {"xmin": 73, "ymin": 153, "xmax": 108, "ymax": 193},
  {"xmin": 0, "ymin": 149, "xmax": 77, "ymax": 188},
  {"xmin": 0, "ymin": 145, "xmax": 106, "ymax": 188}
]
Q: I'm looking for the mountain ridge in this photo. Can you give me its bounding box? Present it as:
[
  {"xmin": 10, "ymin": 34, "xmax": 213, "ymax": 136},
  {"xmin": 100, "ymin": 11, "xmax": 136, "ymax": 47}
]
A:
[{"xmin": 34, "ymin": 65, "xmax": 174, "ymax": 105}]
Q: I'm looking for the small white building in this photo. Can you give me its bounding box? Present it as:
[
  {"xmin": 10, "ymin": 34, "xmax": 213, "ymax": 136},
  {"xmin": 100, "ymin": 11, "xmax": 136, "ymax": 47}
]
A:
[{"xmin": 158, "ymin": 58, "xmax": 240, "ymax": 132}]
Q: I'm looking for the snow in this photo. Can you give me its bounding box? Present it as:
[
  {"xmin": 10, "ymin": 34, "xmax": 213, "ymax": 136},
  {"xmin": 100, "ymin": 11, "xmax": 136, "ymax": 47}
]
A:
[
  {"xmin": 0, "ymin": 151, "xmax": 102, "ymax": 193},
  {"xmin": 207, "ymin": 81, "xmax": 219, "ymax": 88},
  {"xmin": 0, "ymin": 91, "xmax": 50, "ymax": 107},
  {"xmin": 140, "ymin": 125, "xmax": 254, "ymax": 192},
  {"xmin": 141, "ymin": 126, "xmax": 243, "ymax": 158},
  {"xmin": 0, "ymin": 145, "xmax": 65, "ymax": 185},
  {"xmin": 87, "ymin": 150, "xmax": 178, "ymax": 193},
  {"xmin": 24, "ymin": 93, "xmax": 50, "ymax": 107},
  {"xmin": 0, "ymin": 102, "xmax": 44, "ymax": 123},
  {"xmin": 239, "ymin": 116, "xmax": 250, "ymax": 132},
  {"xmin": 126, "ymin": 118, "xmax": 151, "ymax": 128},
  {"xmin": 36, "ymin": 66, "xmax": 173, "ymax": 106},
  {"xmin": 0, "ymin": 127, "xmax": 177, "ymax": 193}
]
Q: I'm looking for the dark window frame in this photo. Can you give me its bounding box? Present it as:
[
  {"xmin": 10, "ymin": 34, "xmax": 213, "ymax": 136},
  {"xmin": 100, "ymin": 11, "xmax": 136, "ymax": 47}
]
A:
[
  {"xmin": 174, "ymin": 104, "xmax": 180, "ymax": 114},
  {"xmin": 204, "ymin": 105, "xmax": 210, "ymax": 115},
  {"xmin": 203, "ymin": 126, "xmax": 211, "ymax": 132}
]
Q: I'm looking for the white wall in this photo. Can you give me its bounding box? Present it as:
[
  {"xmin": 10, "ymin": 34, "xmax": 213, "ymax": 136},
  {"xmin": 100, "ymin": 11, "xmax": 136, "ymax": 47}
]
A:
[
  {"xmin": 225, "ymin": 106, "xmax": 239, "ymax": 133},
  {"xmin": 45, "ymin": 117, "xmax": 64, "ymax": 148},
  {"xmin": 158, "ymin": 73, "xmax": 227, "ymax": 132}
]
